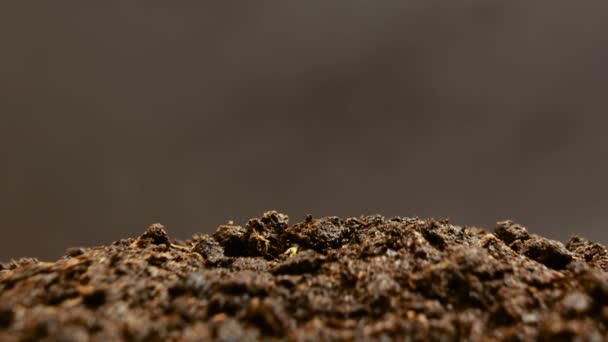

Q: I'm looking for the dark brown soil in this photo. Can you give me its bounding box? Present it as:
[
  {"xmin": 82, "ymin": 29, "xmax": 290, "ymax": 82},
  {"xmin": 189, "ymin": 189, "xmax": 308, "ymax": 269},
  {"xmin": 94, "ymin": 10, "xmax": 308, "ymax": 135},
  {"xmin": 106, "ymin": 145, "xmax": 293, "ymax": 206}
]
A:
[{"xmin": 2, "ymin": 212, "xmax": 608, "ymax": 341}]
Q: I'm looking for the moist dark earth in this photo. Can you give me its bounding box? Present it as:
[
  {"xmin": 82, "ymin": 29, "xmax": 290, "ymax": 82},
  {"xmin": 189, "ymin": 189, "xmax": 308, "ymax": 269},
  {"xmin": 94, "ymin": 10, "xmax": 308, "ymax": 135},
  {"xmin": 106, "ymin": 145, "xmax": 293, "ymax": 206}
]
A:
[{"xmin": 2, "ymin": 212, "xmax": 608, "ymax": 341}]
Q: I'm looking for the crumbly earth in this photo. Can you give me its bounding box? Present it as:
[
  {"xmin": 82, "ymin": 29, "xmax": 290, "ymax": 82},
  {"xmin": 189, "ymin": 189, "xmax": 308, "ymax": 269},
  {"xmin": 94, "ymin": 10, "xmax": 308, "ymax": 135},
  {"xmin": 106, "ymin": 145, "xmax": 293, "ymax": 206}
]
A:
[{"xmin": 1, "ymin": 212, "xmax": 608, "ymax": 341}]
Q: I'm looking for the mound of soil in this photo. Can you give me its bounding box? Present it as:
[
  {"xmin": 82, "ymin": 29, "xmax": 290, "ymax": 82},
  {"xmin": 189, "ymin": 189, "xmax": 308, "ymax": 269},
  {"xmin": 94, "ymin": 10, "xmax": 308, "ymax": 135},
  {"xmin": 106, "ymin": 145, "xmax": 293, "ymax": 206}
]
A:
[{"xmin": 2, "ymin": 211, "xmax": 608, "ymax": 341}]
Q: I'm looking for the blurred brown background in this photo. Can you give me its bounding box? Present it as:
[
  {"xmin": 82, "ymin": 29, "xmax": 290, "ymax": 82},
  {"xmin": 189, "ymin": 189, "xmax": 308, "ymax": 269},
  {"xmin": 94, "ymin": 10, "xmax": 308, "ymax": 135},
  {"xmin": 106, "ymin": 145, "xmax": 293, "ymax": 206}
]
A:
[{"xmin": 1, "ymin": 2, "xmax": 608, "ymax": 261}]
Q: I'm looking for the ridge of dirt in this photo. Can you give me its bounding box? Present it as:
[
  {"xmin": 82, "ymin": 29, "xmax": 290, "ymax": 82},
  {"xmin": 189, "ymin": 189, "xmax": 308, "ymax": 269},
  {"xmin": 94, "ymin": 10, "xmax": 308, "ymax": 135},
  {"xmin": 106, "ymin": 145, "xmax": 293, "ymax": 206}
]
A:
[{"xmin": 1, "ymin": 211, "xmax": 607, "ymax": 341}]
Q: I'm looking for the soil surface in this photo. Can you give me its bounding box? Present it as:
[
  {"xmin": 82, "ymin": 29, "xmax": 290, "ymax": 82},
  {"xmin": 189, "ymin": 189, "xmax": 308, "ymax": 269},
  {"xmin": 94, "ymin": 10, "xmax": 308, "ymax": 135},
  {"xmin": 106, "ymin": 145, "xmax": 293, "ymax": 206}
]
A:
[{"xmin": 2, "ymin": 211, "xmax": 608, "ymax": 341}]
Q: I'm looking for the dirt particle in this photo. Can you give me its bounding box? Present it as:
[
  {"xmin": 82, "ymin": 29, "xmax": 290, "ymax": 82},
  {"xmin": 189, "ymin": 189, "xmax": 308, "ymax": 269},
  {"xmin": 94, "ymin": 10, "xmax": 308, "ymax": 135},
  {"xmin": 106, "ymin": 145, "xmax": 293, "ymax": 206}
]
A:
[
  {"xmin": 566, "ymin": 235, "xmax": 608, "ymax": 271},
  {"xmin": 495, "ymin": 220, "xmax": 530, "ymax": 244},
  {"xmin": 138, "ymin": 223, "xmax": 171, "ymax": 246},
  {"xmin": 418, "ymin": 220, "xmax": 466, "ymax": 251},
  {"xmin": 212, "ymin": 224, "xmax": 247, "ymax": 257},
  {"xmin": 283, "ymin": 216, "xmax": 351, "ymax": 252},
  {"xmin": 64, "ymin": 247, "xmax": 87, "ymax": 258},
  {"xmin": 192, "ymin": 235, "xmax": 226, "ymax": 266},
  {"xmin": 521, "ymin": 237, "xmax": 573, "ymax": 269},
  {"xmin": 243, "ymin": 211, "xmax": 289, "ymax": 258}
]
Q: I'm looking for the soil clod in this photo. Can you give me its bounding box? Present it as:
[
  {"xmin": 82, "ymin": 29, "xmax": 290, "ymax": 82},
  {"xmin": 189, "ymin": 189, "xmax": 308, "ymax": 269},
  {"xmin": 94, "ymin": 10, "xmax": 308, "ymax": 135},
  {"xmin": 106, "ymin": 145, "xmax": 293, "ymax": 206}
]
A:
[
  {"xmin": 495, "ymin": 220, "xmax": 530, "ymax": 244},
  {"xmin": 138, "ymin": 223, "xmax": 171, "ymax": 246},
  {"xmin": 521, "ymin": 237, "xmax": 573, "ymax": 269}
]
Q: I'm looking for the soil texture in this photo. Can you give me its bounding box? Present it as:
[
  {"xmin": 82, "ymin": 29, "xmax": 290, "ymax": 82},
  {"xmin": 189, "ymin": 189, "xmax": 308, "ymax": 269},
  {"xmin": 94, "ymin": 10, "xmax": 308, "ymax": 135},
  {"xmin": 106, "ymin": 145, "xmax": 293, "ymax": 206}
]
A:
[{"xmin": 2, "ymin": 211, "xmax": 608, "ymax": 341}]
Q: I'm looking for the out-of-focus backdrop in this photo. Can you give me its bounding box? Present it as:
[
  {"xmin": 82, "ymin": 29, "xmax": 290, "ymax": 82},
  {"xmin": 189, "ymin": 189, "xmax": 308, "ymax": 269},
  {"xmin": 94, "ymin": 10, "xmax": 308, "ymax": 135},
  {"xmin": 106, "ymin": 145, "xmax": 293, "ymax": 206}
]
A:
[{"xmin": 1, "ymin": 2, "xmax": 607, "ymax": 261}]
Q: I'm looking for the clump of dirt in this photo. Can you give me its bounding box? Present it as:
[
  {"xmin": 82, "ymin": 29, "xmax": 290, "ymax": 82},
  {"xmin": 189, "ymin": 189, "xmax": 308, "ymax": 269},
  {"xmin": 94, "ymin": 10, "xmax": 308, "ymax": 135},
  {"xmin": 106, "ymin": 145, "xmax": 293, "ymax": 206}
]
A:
[{"xmin": 1, "ymin": 211, "xmax": 607, "ymax": 341}]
